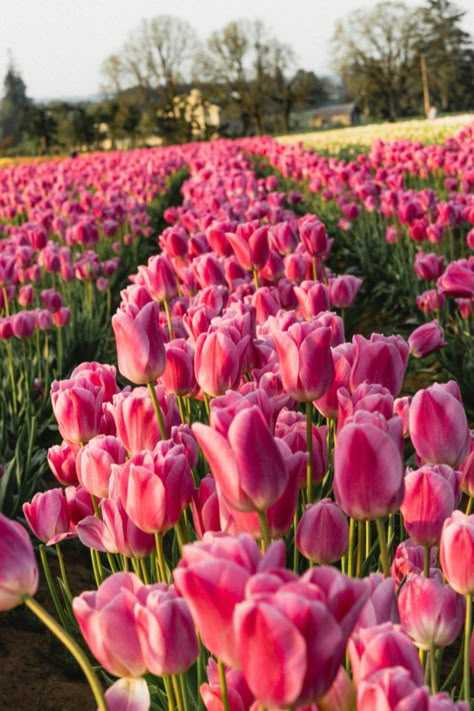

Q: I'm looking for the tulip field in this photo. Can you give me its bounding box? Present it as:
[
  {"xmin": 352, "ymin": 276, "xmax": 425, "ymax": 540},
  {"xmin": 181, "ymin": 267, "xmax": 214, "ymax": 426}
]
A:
[{"xmin": 0, "ymin": 119, "xmax": 473, "ymax": 710}]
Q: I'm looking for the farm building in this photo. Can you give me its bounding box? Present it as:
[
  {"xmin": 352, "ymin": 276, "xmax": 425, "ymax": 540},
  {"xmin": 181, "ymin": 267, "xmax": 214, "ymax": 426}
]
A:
[{"xmin": 311, "ymin": 103, "xmax": 361, "ymax": 128}]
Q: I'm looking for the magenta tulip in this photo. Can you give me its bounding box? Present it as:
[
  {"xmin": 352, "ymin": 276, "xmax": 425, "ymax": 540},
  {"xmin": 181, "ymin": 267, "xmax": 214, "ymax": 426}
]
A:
[{"xmin": 194, "ymin": 326, "xmax": 250, "ymax": 397}]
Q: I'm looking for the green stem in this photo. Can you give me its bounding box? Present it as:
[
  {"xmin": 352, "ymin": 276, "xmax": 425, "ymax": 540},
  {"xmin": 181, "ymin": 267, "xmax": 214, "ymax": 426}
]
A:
[
  {"xmin": 22, "ymin": 595, "xmax": 107, "ymax": 711},
  {"xmin": 424, "ymin": 546, "xmax": 431, "ymax": 578},
  {"xmin": 163, "ymin": 298, "xmax": 174, "ymax": 341},
  {"xmin": 375, "ymin": 517, "xmax": 390, "ymax": 578},
  {"xmin": 39, "ymin": 545, "xmax": 69, "ymax": 631},
  {"xmin": 252, "ymin": 266, "xmax": 260, "ymax": 289},
  {"xmin": 429, "ymin": 643, "xmax": 438, "ymax": 695},
  {"xmin": 147, "ymin": 382, "xmax": 168, "ymax": 440},
  {"xmin": 257, "ymin": 510, "xmax": 272, "ymax": 552},
  {"xmin": 179, "ymin": 673, "xmax": 190, "ymax": 711},
  {"xmin": 163, "ymin": 675, "xmax": 176, "ymax": 711},
  {"xmin": 5, "ymin": 340, "xmax": 18, "ymax": 415},
  {"xmin": 172, "ymin": 674, "xmax": 184, "ymax": 711},
  {"xmin": 306, "ymin": 401, "xmax": 314, "ymax": 503},
  {"xmin": 463, "ymin": 593, "xmax": 472, "ymax": 703},
  {"xmin": 466, "ymin": 497, "xmax": 473, "ymax": 516},
  {"xmin": 356, "ymin": 520, "xmax": 364, "ymax": 578},
  {"xmin": 55, "ymin": 543, "xmax": 72, "ymax": 601},
  {"xmin": 217, "ymin": 658, "xmax": 231, "ymax": 711},
  {"xmin": 139, "ymin": 557, "xmax": 150, "ymax": 585},
  {"xmin": 348, "ymin": 517, "xmax": 356, "ymax": 578},
  {"xmin": 154, "ymin": 531, "xmax": 169, "ymax": 583}
]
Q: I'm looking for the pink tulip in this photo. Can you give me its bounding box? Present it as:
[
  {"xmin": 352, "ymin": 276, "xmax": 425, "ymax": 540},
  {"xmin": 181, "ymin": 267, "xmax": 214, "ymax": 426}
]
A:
[
  {"xmin": 200, "ymin": 658, "xmax": 254, "ymax": 711},
  {"xmin": 459, "ymin": 431, "xmax": 474, "ymax": 497},
  {"xmin": 76, "ymin": 435, "xmax": 127, "ymax": 499},
  {"xmin": 47, "ymin": 440, "xmax": 80, "ymax": 486},
  {"xmin": 355, "ymin": 574, "xmax": 400, "ymax": 631},
  {"xmin": 275, "ymin": 409, "xmax": 328, "ymax": 486},
  {"xmin": 137, "ymin": 254, "xmax": 177, "ymax": 302},
  {"xmin": 409, "ymin": 382, "xmax": 470, "ymax": 468},
  {"xmin": 334, "ymin": 411, "xmax": 404, "ymax": 520},
  {"xmin": 192, "ymin": 405, "xmax": 288, "ymax": 513},
  {"xmin": 194, "ymin": 326, "xmax": 250, "ymax": 397},
  {"xmin": 293, "ymin": 280, "xmax": 330, "ymax": 320},
  {"xmin": 350, "ymin": 333, "xmax": 408, "ymax": 397},
  {"xmin": 173, "ymin": 533, "xmax": 286, "ymax": 667},
  {"xmin": 118, "ymin": 444, "xmax": 193, "ymax": 534},
  {"xmin": 0, "ymin": 513, "xmax": 39, "ymax": 611},
  {"xmin": 439, "ymin": 511, "xmax": 474, "ymax": 595},
  {"xmin": 159, "ymin": 338, "xmax": 197, "ymax": 396},
  {"xmin": 296, "ymin": 499, "xmax": 349, "ymax": 564},
  {"xmin": 298, "ymin": 215, "xmax": 329, "ymax": 257},
  {"xmin": 218, "ymin": 439, "xmax": 306, "ymax": 538},
  {"xmin": 428, "ymin": 693, "xmax": 470, "ymax": 710},
  {"xmin": 73, "ymin": 573, "xmax": 148, "ymax": 677},
  {"xmin": 234, "ymin": 569, "xmax": 367, "ymax": 708},
  {"xmin": 414, "ymin": 252, "xmax": 444, "ymax": 281},
  {"xmin": 76, "ymin": 499, "xmax": 155, "ymax": 558},
  {"xmin": 191, "ymin": 476, "xmax": 222, "ymax": 539},
  {"xmin": 112, "ymin": 301, "xmax": 166, "ymax": 385},
  {"xmin": 23, "ymin": 488, "xmax": 73, "ymax": 546},
  {"xmin": 349, "ymin": 622, "xmax": 424, "ymax": 687},
  {"xmin": 328, "ymin": 275, "xmax": 363, "ymax": 308},
  {"xmin": 400, "ymin": 465, "xmax": 461, "ymax": 547},
  {"xmin": 51, "ymin": 377, "xmax": 103, "ymax": 444},
  {"xmin": 391, "ymin": 540, "xmax": 440, "ymax": 585},
  {"xmin": 398, "ymin": 574, "xmax": 465, "ymax": 649},
  {"xmin": 112, "ymin": 386, "xmax": 179, "ymax": 454},
  {"xmin": 336, "ymin": 382, "xmax": 394, "ymax": 432},
  {"xmin": 103, "ymin": 678, "xmax": 150, "ymax": 711},
  {"xmin": 357, "ymin": 667, "xmax": 429, "ymax": 711},
  {"xmin": 272, "ymin": 322, "xmax": 334, "ymax": 402},
  {"xmin": 226, "ymin": 224, "xmax": 269, "ymax": 271},
  {"xmin": 313, "ymin": 345, "xmax": 352, "ymax": 419},
  {"xmin": 134, "ymin": 583, "xmax": 199, "ymax": 675},
  {"xmin": 408, "ymin": 320, "xmax": 446, "ymax": 358}
]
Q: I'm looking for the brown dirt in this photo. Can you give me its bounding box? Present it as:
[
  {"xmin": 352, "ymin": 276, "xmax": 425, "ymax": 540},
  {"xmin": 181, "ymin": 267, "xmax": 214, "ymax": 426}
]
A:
[{"xmin": 0, "ymin": 546, "xmax": 100, "ymax": 711}]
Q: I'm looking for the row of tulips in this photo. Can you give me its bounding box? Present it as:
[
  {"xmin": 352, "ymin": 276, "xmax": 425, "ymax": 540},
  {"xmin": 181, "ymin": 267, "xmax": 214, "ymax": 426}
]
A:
[
  {"xmin": 1, "ymin": 131, "xmax": 473, "ymax": 710},
  {"xmin": 0, "ymin": 149, "xmax": 190, "ymax": 514},
  {"xmin": 239, "ymin": 127, "xmax": 474, "ymax": 412}
]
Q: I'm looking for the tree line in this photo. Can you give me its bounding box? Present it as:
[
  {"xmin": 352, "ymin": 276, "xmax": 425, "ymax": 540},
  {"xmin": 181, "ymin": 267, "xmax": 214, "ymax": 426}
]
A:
[{"xmin": 1, "ymin": 0, "xmax": 473, "ymax": 155}]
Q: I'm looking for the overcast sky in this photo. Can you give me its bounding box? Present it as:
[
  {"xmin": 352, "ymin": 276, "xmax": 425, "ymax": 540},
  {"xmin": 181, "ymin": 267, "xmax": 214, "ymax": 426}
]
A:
[{"xmin": 2, "ymin": 0, "xmax": 474, "ymax": 100}]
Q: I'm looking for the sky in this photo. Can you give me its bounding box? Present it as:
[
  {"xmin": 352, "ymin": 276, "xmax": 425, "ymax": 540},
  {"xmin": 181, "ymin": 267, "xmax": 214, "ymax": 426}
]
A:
[{"xmin": 1, "ymin": 0, "xmax": 474, "ymax": 100}]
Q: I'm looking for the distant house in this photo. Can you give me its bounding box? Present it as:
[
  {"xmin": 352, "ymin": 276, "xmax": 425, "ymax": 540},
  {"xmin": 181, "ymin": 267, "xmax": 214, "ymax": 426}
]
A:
[{"xmin": 311, "ymin": 103, "xmax": 361, "ymax": 129}]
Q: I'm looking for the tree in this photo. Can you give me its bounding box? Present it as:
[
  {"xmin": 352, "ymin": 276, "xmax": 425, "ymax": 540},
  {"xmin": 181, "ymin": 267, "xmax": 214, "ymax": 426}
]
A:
[
  {"xmin": 101, "ymin": 15, "xmax": 200, "ymax": 144},
  {"xmin": 0, "ymin": 57, "xmax": 32, "ymax": 148},
  {"xmin": 412, "ymin": 0, "xmax": 474, "ymax": 111},
  {"xmin": 331, "ymin": 2, "xmax": 419, "ymax": 120},
  {"xmin": 197, "ymin": 19, "xmax": 309, "ymax": 136}
]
